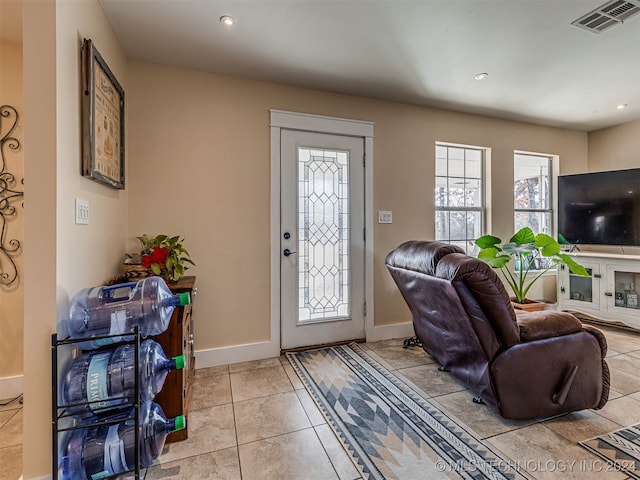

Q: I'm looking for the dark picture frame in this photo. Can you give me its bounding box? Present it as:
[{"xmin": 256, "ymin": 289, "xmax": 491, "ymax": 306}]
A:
[{"xmin": 81, "ymin": 38, "xmax": 125, "ymax": 189}]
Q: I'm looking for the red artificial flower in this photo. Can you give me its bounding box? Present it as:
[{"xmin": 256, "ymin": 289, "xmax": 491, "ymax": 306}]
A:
[
  {"xmin": 150, "ymin": 246, "xmax": 169, "ymax": 268},
  {"xmin": 141, "ymin": 246, "xmax": 170, "ymax": 270}
]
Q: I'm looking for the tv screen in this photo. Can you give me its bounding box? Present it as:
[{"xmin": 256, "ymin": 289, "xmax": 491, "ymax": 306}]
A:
[{"xmin": 558, "ymin": 168, "xmax": 640, "ymax": 246}]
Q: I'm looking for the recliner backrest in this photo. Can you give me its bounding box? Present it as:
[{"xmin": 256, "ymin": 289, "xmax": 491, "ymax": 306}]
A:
[
  {"xmin": 435, "ymin": 253, "xmax": 520, "ymax": 348},
  {"xmin": 386, "ymin": 241, "xmax": 501, "ymax": 401},
  {"xmin": 384, "ymin": 240, "xmax": 464, "ymax": 276}
]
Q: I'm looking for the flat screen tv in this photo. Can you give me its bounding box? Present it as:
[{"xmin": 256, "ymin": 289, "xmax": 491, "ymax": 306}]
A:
[{"xmin": 558, "ymin": 168, "xmax": 640, "ymax": 246}]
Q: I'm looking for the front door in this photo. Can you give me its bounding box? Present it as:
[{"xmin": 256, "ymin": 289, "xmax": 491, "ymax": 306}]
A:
[{"xmin": 280, "ymin": 129, "xmax": 365, "ymax": 349}]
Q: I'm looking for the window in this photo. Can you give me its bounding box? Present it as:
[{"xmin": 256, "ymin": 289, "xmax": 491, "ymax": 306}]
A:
[
  {"xmin": 514, "ymin": 152, "xmax": 552, "ymax": 235},
  {"xmin": 435, "ymin": 144, "xmax": 484, "ymax": 254},
  {"xmin": 514, "ymin": 152, "xmax": 553, "ymax": 271}
]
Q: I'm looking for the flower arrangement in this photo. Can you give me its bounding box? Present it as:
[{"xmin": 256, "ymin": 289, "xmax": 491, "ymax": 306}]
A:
[{"xmin": 129, "ymin": 234, "xmax": 195, "ymax": 282}]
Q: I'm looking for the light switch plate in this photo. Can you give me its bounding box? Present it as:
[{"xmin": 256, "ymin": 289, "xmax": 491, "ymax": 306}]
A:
[
  {"xmin": 75, "ymin": 198, "xmax": 89, "ymax": 225},
  {"xmin": 378, "ymin": 210, "xmax": 392, "ymax": 224}
]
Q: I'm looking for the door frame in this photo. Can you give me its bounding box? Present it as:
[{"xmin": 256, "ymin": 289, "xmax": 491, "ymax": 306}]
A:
[{"xmin": 270, "ymin": 110, "xmax": 374, "ymax": 350}]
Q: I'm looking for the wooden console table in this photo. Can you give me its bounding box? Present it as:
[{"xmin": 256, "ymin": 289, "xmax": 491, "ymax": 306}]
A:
[{"xmin": 154, "ymin": 275, "xmax": 196, "ymax": 442}]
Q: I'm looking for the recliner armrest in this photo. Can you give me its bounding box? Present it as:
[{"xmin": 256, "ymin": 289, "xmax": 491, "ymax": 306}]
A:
[
  {"xmin": 582, "ymin": 324, "xmax": 608, "ymax": 358},
  {"xmin": 516, "ymin": 310, "xmax": 583, "ymax": 342}
]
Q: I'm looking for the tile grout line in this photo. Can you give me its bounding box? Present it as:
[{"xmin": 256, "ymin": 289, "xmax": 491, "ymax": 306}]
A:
[
  {"xmin": 311, "ymin": 425, "xmax": 345, "ymax": 480},
  {"xmin": 235, "ymin": 425, "xmax": 325, "ymax": 448},
  {"xmin": 232, "ymin": 404, "xmax": 244, "ymax": 480}
]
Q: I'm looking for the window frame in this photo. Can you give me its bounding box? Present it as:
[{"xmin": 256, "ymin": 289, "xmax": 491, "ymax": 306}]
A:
[
  {"xmin": 434, "ymin": 143, "xmax": 486, "ymax": 254},
  {"xmin": 513, "ymin": 151, "xmax": 553, "ymax": 236}
]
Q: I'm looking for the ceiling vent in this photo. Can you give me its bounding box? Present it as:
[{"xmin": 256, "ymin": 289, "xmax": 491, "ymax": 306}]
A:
[{"xmin": 571, "ymin": 0, "xmax": 640, "ymax": 33}]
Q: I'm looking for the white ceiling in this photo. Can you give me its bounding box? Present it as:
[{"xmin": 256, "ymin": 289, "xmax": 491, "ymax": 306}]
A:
[{"xmin": 5, "ymin": 1, "xmax": 640, "ymax": 131}]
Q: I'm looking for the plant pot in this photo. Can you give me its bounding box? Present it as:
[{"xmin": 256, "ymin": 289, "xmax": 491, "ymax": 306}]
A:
[
  {"xmin": 122, "ymin": 264, "xmax": 153, "ymax": 280},
  {"xmin": 510, "ymin": 297, "xmax": 546, "ymax": 312}
]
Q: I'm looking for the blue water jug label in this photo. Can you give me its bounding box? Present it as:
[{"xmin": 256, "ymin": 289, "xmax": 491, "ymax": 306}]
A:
[
  {"xmin": 109, "ymin": 310, "xmax": 128, "ymax": 336},
  {"xmin": 87, "ymin": 425, "xmax": 128, "ymax": 479},
  {"xmin": 94, "ymin": 310, "xmax": 129, "ymax": 347},
  {"xmin": 104, "ymin": 424, "xmax": 129, "ymax": 474},
  {"xmin": 95, "ymin": 337, "xmax": 116, "ymax": 347},
  {"xmin": 87, "ymin": 353, "xmax": 111, "ymax": 411}
]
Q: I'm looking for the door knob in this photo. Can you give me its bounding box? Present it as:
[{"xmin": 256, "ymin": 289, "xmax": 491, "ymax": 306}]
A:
[{"xmin": 283, "ymin": 249, "xmax": 297, "ymax": 257}]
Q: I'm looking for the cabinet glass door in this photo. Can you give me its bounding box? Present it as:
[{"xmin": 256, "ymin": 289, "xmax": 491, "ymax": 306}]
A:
[
  {"xmin": 607, "ymin": 265, "xmax": 640, "ymax": 311},
  {"xmin": 562, "ymin": 262, "xmax": 600, "ymax": 309}
]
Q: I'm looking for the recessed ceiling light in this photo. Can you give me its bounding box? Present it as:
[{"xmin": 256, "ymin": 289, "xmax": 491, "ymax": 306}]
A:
[
  {"xmin": 220, "ymin": 15, "xmax": 236, "ymax": 26},
  {"xmin": 474, "ymin": 73, "xmax": 489, "ymax": 80},
  {"xmin": 617, "ymin": 103, "xmax": 628, "ymax": 110}
]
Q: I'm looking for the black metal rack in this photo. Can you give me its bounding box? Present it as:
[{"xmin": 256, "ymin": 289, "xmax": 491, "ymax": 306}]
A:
[{"xmin": 51, "ymin": 327, "xmax": 141, "ymax": 479}]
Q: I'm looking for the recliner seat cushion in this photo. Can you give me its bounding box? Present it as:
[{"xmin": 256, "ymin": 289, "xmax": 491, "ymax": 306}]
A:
[{"xmin": 516, "ymin": 310, "xmax": 584, "ymax": 342}]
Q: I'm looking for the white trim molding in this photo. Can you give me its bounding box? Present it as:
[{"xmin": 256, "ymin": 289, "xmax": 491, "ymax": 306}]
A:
[
  {"xmin": 270, "ymin": 110, "xmax": 375, "ymax": 350},
  {"xmin": 195, "ymin": 341, "xmax": 280, "ymax": 368},
  {"xmin": 366, "ymin": 321, "xmax": 415, "ymax": 343},
  {"xmin": 270, "ymin": 110, "xmax": 374, "ymax": 137}
]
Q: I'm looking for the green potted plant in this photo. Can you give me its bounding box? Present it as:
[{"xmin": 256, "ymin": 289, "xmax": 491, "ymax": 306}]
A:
[
  {"xmin": 125, "ymin": 234, "xmax": 195, "ymax": 282},
  {"xmin": 474, "ymin": 227, "xmax": 588, "ymax": 308}
]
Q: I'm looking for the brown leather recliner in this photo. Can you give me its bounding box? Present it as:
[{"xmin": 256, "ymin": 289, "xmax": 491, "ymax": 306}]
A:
[{"xmin": 385, "ymin": 240, "xmax": 610, "ymax": 420}]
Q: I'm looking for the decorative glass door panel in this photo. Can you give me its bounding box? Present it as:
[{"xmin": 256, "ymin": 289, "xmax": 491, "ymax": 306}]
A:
[
  {"xmin": 298, "ymin": 148, "xmax": 350, "ymax": 323},
  {"xmin": 608, "ymin": 265, "xmax": 640, "ymax": 311},
  {"xmin": 560, "ymin": 261, "xmax": 600, "ymax": 309},
  {"xmin": 281, "ymin": 130, "xmax": 365, "ymax": 349},
  {"xmin": 569, "ymin": 268, "xmax": 594, "ymax": 303}
]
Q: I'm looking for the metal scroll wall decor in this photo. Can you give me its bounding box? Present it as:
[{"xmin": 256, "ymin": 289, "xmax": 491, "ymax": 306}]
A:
[{"xmin": 0, "ymin": 105, "xmax": 24, "ymax": 285}]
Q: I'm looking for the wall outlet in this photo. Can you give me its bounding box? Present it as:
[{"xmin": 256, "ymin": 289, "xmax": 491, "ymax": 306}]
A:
[
  {"xmin": 378, "ymin": 210, "xmax": 392, "ymax": 224},
  {"xmin": 75, "ymin": 198, "xmax": 89, "ymax": 225}
]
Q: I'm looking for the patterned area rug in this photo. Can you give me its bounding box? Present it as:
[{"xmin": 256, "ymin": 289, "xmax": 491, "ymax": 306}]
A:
[
  {"xmin": 287, "ymin": 343, "xmax": 531, "ymax": 480},
  {"xmin": 580, "ymin": 424, "xmax": 640, "ymax": 479}
]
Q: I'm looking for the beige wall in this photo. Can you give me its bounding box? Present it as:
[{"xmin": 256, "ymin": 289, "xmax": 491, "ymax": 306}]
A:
[
  {"xmin": 0, "ymin": 41, "xmax": 24, "ymax": 382},
  {"xmin": 588, "ymin": 119, "xmax": 640, "ymax": 172},
  {"xmin": 22, "ymin": 0, "xmax": 129, "ymax": 477},
  {"xmin": 23, "ymin": 1, "xmax": 58, "ymax": 477},
  {"xmin": 128, "ymin": 61, "xmax": 589, "ymax": 352},
  {"xmin": 13, "ymin": 2, "xmax": 639, "ymax": 476},
  {"xmin": 55, "ymin": 0, "xmax": 129, "ymax": 296},
  {"xmin": 21, "ymin": 3, "xmax": 640, "ymax": 476}
]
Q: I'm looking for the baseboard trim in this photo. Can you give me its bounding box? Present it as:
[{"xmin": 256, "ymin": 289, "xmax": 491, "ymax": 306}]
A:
[
  {"xmin": 195, "ymin": 340, "xmax": 280, "ymax": 369},
  {"xmin": 0, "ymin": 374, "xmax": 23, "ymax": 400},
  {"xmin": 366, "ymin": 321, "xmax": 415, "ymax": 342},
  {"xmin": 194, "ymin": 323, "xmax": 415, "ymax": 368}
]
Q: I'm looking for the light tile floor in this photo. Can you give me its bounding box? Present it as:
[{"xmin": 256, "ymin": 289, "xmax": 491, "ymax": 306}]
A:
[
  {"xmin": 0, "ymin": 396, "xmax": 22, "ymax": 480},
  {"xmin": 2, "ymin": 324, "xmax": 640, "ymax": 479}
]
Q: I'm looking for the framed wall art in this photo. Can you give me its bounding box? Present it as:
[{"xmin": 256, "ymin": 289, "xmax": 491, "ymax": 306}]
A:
[{"xmin": 81, "ymin": 38, "xmax": 125, "ymax": 189}]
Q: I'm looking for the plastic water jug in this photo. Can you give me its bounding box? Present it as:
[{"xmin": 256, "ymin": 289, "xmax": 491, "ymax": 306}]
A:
[
  {"xmin": 61, "ymin": 339, "xmax": 185, "ymax": 416},
  {"xmin": 67, "ymin": 276, "xmax": 190, "ymax": 350},
  {"xmin": 58, "ymin": 401, "xmax": 184, "ymax": 479}
]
